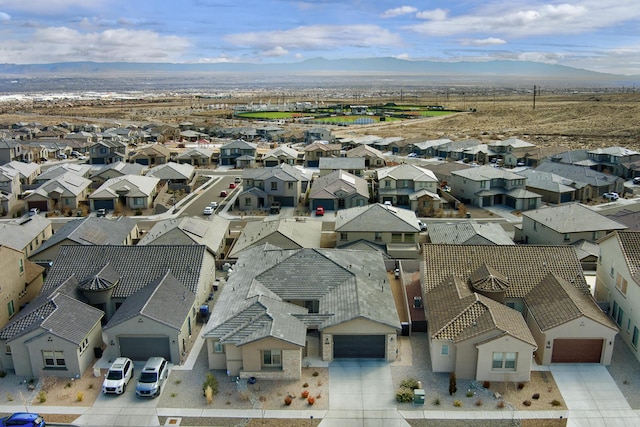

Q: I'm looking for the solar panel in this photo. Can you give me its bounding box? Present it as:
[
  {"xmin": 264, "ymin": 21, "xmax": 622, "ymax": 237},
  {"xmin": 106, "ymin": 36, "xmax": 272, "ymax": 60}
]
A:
[{"xmin": 78, "ymin": 227, "xmax": 110, "ymax": 245}]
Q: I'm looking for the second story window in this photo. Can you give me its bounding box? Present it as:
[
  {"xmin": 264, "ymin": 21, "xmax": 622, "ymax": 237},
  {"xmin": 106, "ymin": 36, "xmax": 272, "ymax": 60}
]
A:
[{"xmin": 271, "ymin": 182, "xmax": 277, "ymax": 191}]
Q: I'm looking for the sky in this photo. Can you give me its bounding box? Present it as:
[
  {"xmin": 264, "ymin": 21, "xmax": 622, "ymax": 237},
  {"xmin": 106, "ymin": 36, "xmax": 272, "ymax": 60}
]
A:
[{"xmin": 0, "ymin": 0, "xmax": 639, "ymax": 75}]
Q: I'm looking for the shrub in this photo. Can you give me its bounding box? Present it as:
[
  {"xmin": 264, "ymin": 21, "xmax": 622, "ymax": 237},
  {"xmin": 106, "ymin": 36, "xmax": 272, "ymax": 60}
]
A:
[
  {"xmin": 170, "ymin": 392, "xmax": 177, "ymax": 398},
  {"xmin": 302, "ymin": 382, "xmax": 309, "ymax": 388},
  {"xmin": 449, "ymin": 372, "xmax": 457, "ymax": 396},
  {"xmin": 6, "ymin": 392, "xmax": 14, "ymax": 402},
  {"xmin": 135, "ymin": 209, "xmax": 143, "ymax": 216},
  {"xmin": 37, "ymin": 391, "xmax": 47, "ymax": 403},
  {"xmin": 532, "ymin": 393, "xmax": 540, "ymax": 400},
  {"xmin": 312, "ymin": 371, "xmax": 319, "ymax": 377},
  {"xmin": 482, "ymin": 380, "xmax": 490, "ymax": 388},
  {"xmin": 523, "ymin": 400, "xmax": 532, "ymax": 406},
  {"xmin": 400, "ymin": 378, "xmax": 420, "ymax": 390},
  {"xmin": 518, "ymin": 382, "xmax": 525, "ymax": 390},
  {"xmin": 175, "ymin": 379, "xmax": 182, "ymax": 385},
  {"xmin": 466, "ymin": 390, "xmax": 474, "ymax": 398},
  {"xmin": 205, "ymin": 385, "xmax": 214, "ymax": 404},
  {"xmin": 395, "ymin": 387, "xmax": 413, "ymax": 403},
  {"xmin": 202, "ymin": 372, "xmax": 218, "ymax": 396},
  {"xmin": 0, "ymin": 370, "xmax": 6, "ymax": 378},
  {"xmin": 307, "ymin": 396, "xmax": 315, "ymax": 405},
  {"xmin": 496, "ymin": 400, "xmax": 506, "ymax": 409},
  {"xmin": 475, "ymin": 398, "xmax": 483, "ymax": 407},
  {"xmin": 433, "ymin": 396, "xmax": 441, "ymax": 406},
  {"xmin": 76, "ymin": 391, "xmax": 84, "ymax": 402},
  {"xmin": 551, "ymin": 399, "xmax": 562, "ymax": 407},
  {"xmin": 453, "ymin": 400, "xmax": 462, "ymax": 407},
  {"xmin": 65, "ymin": 381, "xmax": 72, "ymax": 388},
  {"xmin": 301, "ymin": 389, "xmax": 309, "ymax": 398}
]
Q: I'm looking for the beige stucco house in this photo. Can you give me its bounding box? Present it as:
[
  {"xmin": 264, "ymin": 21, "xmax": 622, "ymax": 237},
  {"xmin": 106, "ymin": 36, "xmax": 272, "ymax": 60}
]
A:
[
  {"xmin": 203, "ymin": 245, "xmax": 400, "ymax": 380},
  {"xmin": 0, "ymin": 245, "xmax": 44, "ymax": 330}
]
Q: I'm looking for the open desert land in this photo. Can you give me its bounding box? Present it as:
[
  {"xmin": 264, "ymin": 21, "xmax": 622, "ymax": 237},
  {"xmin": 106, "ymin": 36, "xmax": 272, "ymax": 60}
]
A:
[{"xmin": 2, "ymin": 91, "xmax": 639, "ymax": 152}]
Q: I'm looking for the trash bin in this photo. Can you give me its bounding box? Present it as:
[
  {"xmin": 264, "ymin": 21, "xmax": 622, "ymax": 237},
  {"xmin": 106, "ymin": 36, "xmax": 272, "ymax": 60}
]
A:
[{"xmin": 413, "ymin": 388, "xmax": 425, "ymax": 405}]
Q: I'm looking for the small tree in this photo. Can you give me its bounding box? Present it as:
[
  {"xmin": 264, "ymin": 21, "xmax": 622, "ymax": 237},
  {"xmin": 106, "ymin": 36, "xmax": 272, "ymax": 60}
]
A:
[{"xmin": 449, "ymin": 372, "xmax": 457, "ymax": 396}]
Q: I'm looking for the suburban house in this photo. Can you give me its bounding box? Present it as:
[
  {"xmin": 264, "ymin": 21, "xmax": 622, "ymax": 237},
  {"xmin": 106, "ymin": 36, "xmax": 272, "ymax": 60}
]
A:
[
  {"xmin": 0, "ymin": 245, "xmax": 45, "ymax": 329},
  {"xmin": 422, "ymin": 244, "xmax": 618, "ymax": 381},
  {"xmin": 335, "ymin": 203, "xmax": 422, "ymax": 258},
  {"xmin": 0, "ymin": 167, "xmax": 21, "ymax": 214},
  {"xmin": 425, "ymin": 221, "xmax": 515, "ymax": 245},
  {"xmin": 32, "ymin": 163, "xmax": 92, "ymax": 185},
  {"xmin": 0, "ymin": 215, "xmax": 53, "ymax": 259},
  {"xmin": 219, "ymin": 140, "xmax": 257, "ymax": 166},
  {"xmin": 346, "ymin": 144, "xmax": 386, "ymax": 168},
  {"xmin": 129, "ymin": 144, "xmax": 172, "ymax": 166},
  {"xmin": 90, "ymin": 162, "xmax": 146, "ymax": 188},
  {"xmin": 488, "ymin": 138, "xmax": 537, "ymax": 167},
  {"xmin": 408, "ymin": 138, "xmax": 451, "ymax": 158},
  {"xmin": 517, "ymin": 203, "xmax": 627, "ymax": 245},
  {"xmin": 256, "ymin": 126, "xmax": 284, "ymax": 142},
  {"xmin": 203, "ymin": 245, "xmax": 401, "ymax": 379},
  {"xmin": 1, "ymin": 160, "xmax": 41, "ymax": 189},
  {"xmin": 41, "ymin": 245, "xmax": 213, "ymax": 364},
  {"xmin": 450, "ymin": 165, "xmax": 542, "ymax": 210},
  {"xmin": 309, "ymin": 170, "xmax": 369, "ymax": 212},
  {"xmin": 239, "ymin": 163, "xmax": 307, "ymax": 210},
  {"xmin": 146, "ymin": 162, "xmax": 196, "ymax": 192},
  {"xmin": 585, "ymin": 146, "xmax": 640, "ymax": 177},
  {"xmin": 318, "ymin": 157, "xmax": 365, "ymax": 177},
  {"xmin": 90, "ymin": 174, "xmax": 160, "ymax": 211},
  {"xmin": 516, "ymin": 169, "xmax": 577, "ymax": 204},
  {"xmin": 28, "ymin": 217, "xmax": 140, "ymax": 267},
  {"xmin": 0, "ymin": 138, "xmax": 26, "ymax": 164},
  {"xmin": 261, "ymin": 146, "xmax": 299, "ymax": 167},
  {"xmin": 594, "ymin": 231, "xmax": 640, "ymax": 363},
  {"xmin": 138, "ymin": 216, "xmax": 230, "ymax": 260},
  {"xmin": 25, "ymin": 172, "xmax": 92, "ymax": 213},
  {"xmin": 175, "ymin": 147, "xmax": 215, "ymax": 167},
  {"xmin": 228, "ymin": 218, "xmax": 323, "ymax": 259},
  {"xmin": 88, "ymin": 140, "xmax": 128, "ymax": 165},
  {"xmin": 371, "ymin": 137, "xmax": 407, "ymax": 154},
  {"xmin": 376, "ymin": 164, "xmax": 439, "ymax": 207},
  {"xmin": 304, "ymin": 127, "xmax": 334, "ymax": 145},
  {"xmin": 534, "ymin": 162, "xmax": 625, "ymax": 201},
  {"xmin": 304, "ymin": 142, "xmax": 342, "ymax": 167}
]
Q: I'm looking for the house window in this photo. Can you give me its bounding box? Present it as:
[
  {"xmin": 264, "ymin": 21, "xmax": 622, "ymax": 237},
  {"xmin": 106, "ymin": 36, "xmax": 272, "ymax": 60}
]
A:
[
  {"xmin": 19, "ymin": 258, "xmax": 24, "ymax": 274},
  {"xmin": 214, "ymin": 341, "xmax": 224, "ymax": 353},
  {"xmin": 7, "ymin": 300, "xmax": 15, "ymax": 317},
  {"xmin": 374, "ymin": 232, "xmax": 382, "ymax": 241},
  {"xmin": 262, "ymin": 350, "xmax": 282, "ymax": 367},
  {"xmin": 384, "ymin": 180, "xmax": 390, "ymax": 188},
  {"xmin": 402, "ymin": 180, "xmax": 409, "ymax": 188},
  {"xmin": 270, "ymin": 182, "xmax": 277, "ymax": 191},
  {"xmin": 405, "ymin": 234, "xmax": 415, "ymax": 243},
  {"xmin": 633, "ymin": 327, "xmax": 639, "ymax": 349},
  {"xmin": 79, "ymin": 338, "xmax": 89, "ymax": 354},
  {"xmin": 610, "ymin": 267, "xmax": 615, "ymax": 277},
  {"xmin": 43, "ymin": 350, "xmax": 66, "ymax": 368},
  {"xmin": 616, "ymin": 274, "xmax": 628, "ymax": 296},
  {"xmin": 533, "ymin": 221, "xmax": 537, "ymax": 231},
  {"xmin": 244, "ymin": 197, "xmax": 251, "ymax": 206},
  {"xmin": 492, "ymin": 352, "xmax": 517, "ymax": 370},
  {"xmin": 616, "ymin": 306, "xmax": 624, "ymax": 328},
  {"xmin": 441, "ymin": 344, "xmax": 449, "ymax": 356},
  {"xmin": 391, "ymin": 233, "xmax": 402, "ymax": 243},
  {"xmin": 64, "ymin": 198, "xmax": 71, "ymax": 206},
  {"xmin": 340, "ymin": 233, "xmax": 348, "ymax": 241},
  {"xmin": 612, "ymin": 301, "xmax": 619, "ymax": 321},
  {"xmin": 5, "ymin": 345, "xmax": 11, "ymax": 355},
  {"xmin": 133, "ymin": 197, "xmax": 145, "ymax": 206},
  {"xmin": 592, "ymin": 231, "xmax": 599, "ymax": 240},
  {"xmin": 288, "ymin": 182, "xmax": 294, "ymax": 189},
  {"xmin": 304, "ymin": 300, "xmax": 319, "ymax": 314}
]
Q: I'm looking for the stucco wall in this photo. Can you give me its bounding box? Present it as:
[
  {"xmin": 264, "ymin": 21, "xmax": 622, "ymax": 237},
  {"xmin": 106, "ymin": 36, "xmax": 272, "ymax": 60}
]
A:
[
  {"xmin": 322, "ymin": 317, "xmax": 398, "ymax": 362},
  {"xmin": 476, "ymin": 335, "xmax": 534, "ymax": 383},
  {"xmin": 429, "ymin": 339, "xmax": 455, "ymax": 373},
  {"xmin": 0, "ymin": 246, "xmax": 26, "ymax": 329},
  {"xmin": 104, "ymin": 316, "xmax": 181, "ymax": 364},
  {"xmin": 239, "ymin": 337, "xmax": 301, "ymax": 380}
]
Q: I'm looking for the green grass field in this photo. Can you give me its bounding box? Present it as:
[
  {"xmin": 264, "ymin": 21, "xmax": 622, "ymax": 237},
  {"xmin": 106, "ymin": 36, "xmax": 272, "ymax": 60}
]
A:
[{"xmin": 235, "ymin": 111, "xmax": 300, "ymax": 119}]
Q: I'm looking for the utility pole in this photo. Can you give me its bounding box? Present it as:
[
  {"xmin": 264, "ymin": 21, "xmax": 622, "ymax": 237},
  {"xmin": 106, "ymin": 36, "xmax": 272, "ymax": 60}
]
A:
[{"xmin": 533, "ymin": 85, "xmax": 536, "ymax": 110}]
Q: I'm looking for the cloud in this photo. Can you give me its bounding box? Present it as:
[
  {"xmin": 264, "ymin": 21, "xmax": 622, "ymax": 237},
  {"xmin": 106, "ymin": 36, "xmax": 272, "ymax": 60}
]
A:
[
  {"xmin": 0, "ymin": 11, "xmax": 10, "ymax": 21},
  {"xmin": 225, "ymin": 24, "xmax": 403, "ymax": 52},
  {"xmin": 0, "ymin": 27, "xmax": 190, "ymax": 63},
  {"xmin": 261, "ymin": 46, "xmax": 288, "ymax": 57},
  {"xmin": 464, "ymin": 37, "xmax": 507, "ymax": 46},
  {"xmin": 0, "ymin": 0, "xmax": 108, "ymax": 14},
  {"xmin": 406, "ymin": 0, "xmax": 640, "ymax": 37},
  {"xmin": 394, "ymin": 53, "xmax": 411, "ymax": 60},
  {"xmin": 416, "ymin": 8, "xmax": 447, "ymax": 21},
  {"xmin": 381, "ymin": 6, "xmax": 417, "ymax": 18}
]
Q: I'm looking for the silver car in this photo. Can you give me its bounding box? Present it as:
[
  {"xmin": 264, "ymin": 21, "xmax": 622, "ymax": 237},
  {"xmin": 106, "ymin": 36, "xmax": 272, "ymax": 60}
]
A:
[{"xmin": 135, "ymin": 357, "xmax": 168, "ymax": 398}]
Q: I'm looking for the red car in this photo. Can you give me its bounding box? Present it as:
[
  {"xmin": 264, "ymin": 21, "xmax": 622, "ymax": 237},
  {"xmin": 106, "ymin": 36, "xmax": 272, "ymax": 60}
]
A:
[
  {"xmin": 220, "ymin": 190, "xmax": 228, "ymax": 197},
  {"xmin": 229, "ymin": 183, "xmax": 236, "ymax": 189},
  {"xmin": 315, "ymin": 206, "xmax": 325, "ymax": 216}
]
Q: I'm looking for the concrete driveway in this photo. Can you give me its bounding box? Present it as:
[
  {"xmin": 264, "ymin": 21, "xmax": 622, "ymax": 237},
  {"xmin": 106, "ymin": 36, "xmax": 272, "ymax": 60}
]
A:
[
  {"xmin": 550, "ymin": 364, "xmax": 640, "ymax": 427},
  {"xmin": 321, "ymin": 359, "xmax": 410, "ymax": 427}
]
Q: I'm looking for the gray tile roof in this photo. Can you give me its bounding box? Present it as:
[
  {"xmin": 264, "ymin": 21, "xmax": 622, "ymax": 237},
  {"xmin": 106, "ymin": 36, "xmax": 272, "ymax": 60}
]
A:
[
  {"xmin": 203, "ymin": 246, "xmax": 400, "ymax": 346},
  {"xmin": 452, "ymin": 165, "xmax": 524, "ymax": 181},
  {"xmin": 516, "ymin": 169, "xmax": 577, "ymax": 193},
  {"xmin": 535, "ymin": 161, "xmax": 622, "ymax": 188},
  {"xmin": 30, "ymin": 216, "xmax": 137, "ymax": 258},
  {"xmin": 33, "ymin": 171, "xmax": 91, "ymax": 197},
  {"xmin": 309, "ymin": 170, "xmax": 369, "ymax": 200},
  {"xmin": 377, "ymin": 164, "xmax": 438, "ymax": 182},
  {"xmin": 319, "ymin": 157, "xmax": 365, "ymax": 170},
  {"xmin": 335, "ymin": 203, "xmax": 420, "ymax": 233},
  {"xmin": 90, "ymin": 174, "xmax": 160, "ymax": 199},
  {"xmin": 146, "ymin": 161, "xmax": 195, "ymax": 180},
  {"xmin": 229, "ymin": 218, "xmax": 322, "ymax": 258},
  {"xmin": 43, "ymin": 245, "xmax": 207, "ymax": 298},
  {"xmin": 525, "ymin": 273, "xmax": 618, "ymax": 331},
  {"xmin": 138, "ymin": 216, "xmax": 229, "ymax": 256},
  {"xmin": 242, "ymin": 163, "xmax": 307, "ymax": 182},
  {"xmin": 425, "ymin": 221, "xmax": 515, "ymax": 245},
  {"xmin": 90, "ymin": 161, "xmax": 146, "ymax": 178},
  {"xmin": 105, "ymin": 270, "xmax": 195, "ymax": 331},
  {"xmin": 422, "ymin": 244, "xmax": 589, "ymax": 299},
  {"xmin": 522, "ymin": 203, "xmax": 627, "ymax": 233}
]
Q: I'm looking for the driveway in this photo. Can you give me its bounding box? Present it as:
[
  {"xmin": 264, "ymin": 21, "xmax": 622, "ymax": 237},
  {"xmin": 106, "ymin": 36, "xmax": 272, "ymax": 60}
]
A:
[
  {"xmin": 550, "ymin": 364, "xmax": 640, "ymax": 426},
  {"xmin": 321, "ymin": 359, "xmax": 410, "ymax": 427}
]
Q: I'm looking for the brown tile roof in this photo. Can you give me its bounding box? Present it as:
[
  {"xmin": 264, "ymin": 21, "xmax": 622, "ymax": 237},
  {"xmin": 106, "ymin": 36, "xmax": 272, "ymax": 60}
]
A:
[
  {"xmin": 424, "ymin": 275, "xmax": 536, "ymax": 347},
  {"xmin": 614, "ymin": 231, "xmax": 640, "ymax": 284},
  {"xmin": 525, "ymin": 273, "xmax": 618, "ymax": 331},
  {"xmin": 469, "ymin": 263, "xmax": 510, "ymax": 292},
  {"xmin": 422, "ymin": 244, "xmax": 588, "ymax": 298}
]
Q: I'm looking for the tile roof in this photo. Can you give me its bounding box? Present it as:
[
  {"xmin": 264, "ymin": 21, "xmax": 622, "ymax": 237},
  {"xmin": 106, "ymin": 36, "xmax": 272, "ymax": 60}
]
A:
[
  {"xmin": 203, "ymin": 246, "xmax": 400, "ymax": 346},
  {"xmin": 376, "ymin": 163, "xmax": 438, "ymax": 182},
  {"xmin": 522, "ymin": 203, "xmax": 627, "ymax": 233},
  {"xmin": 452, "ymin": 165, "xmax": 524, "ymax": 181},
  {"xmin": 606, "ymin": 231, "xmax": 640, "ymax": 284},
  {"xmin": 425, "ymin": 221, "xmax": 515, "ymax": 245},
  {"xmin": 525, "ymin": 273, "xmax": 618, "ymax": 331},
  {"xmin": 43, "ymin": 245, "xmax": 206, "ymax": 298},
  {"xmin": 146, "ymin": 161, "xmax": 195, "ymax": 180},
  {"xmin": 229, "ymin": 218, "xmax": 322, "ymax": 258},
  {"xmin": 422, "ymin": 244, "xmax": 588, "ymax": 298},
  {"xmin": 0, "ymin": 215, "xmax": 51, "ymax": 252},
  {"xmin": 335, "ymin": 203, "xmax": 420, "ymax": 233},
  {"xmin": 33, "ymin": 171, "xmax": 91, "ymax": 197},
  {"xmin": 105, "ymin": 270, "xmax": 195, "ymax": 331},
  {"xmin": 309, "ymin": 170, "xmax": 369, "ymax": 200},
  {"xmin": 535, "ymin": 161, "xmax": 622, "ymax": 187},
  {"xmin": 90, "ymin": 174, "xmax": 160, "ymax": 199},
  {"xmin": 242, "ymin": 163, "xmax": 307, "ymax": 182},
  {"xmin": 319, "ymin": 157, "xmax": 365, "ymax": 170},
  {"xmin": 138, "ymin": 215, "xmax": 229, "ymax": 256}
]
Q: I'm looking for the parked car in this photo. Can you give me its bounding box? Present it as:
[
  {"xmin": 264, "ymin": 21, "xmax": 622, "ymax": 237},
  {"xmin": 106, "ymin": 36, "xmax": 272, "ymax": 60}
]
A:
[
  {"xmin": 603, "ymin": 192, "xmax": 619, "ymax": 201},
  {"xmin": 315, "ymin": 206, "xmax": 325, "ymax": 216},
  {"xmin": 57, "ymin": 153, "xmax": 67, "ymax": 160},
  {"xmin": 633, "ymin": 177, "xmax": 640, "ymax": 185},
  {"xmin": 384, "ymin": 200, "xmax": 392, "ymax": 206},
  {"xmin": 219, "ymin": 190, "xmax": 228, "ymax": 197},
  {"xmin": 0, "ymin": 412, "xmax": 45, "ymax": 427},
  {"xmin": 71, "ymin": 150, "xmax": 83, "ymax": 158},
  {"xmin": 407, "ymin": 152, "xmax": 418, "ymax": 158},
  {"xmin": 29, "ymin": 207, "xmax": 40, "ymax": 216},
  {"xmin": 270, "ymin": 201, "xmax": 281, "ymax": 214},
  {"xmin": 97, "ymin": 208, "xmax": 107, "ymax": 217},
  {"xmin": 136, "ymin": 356, "xmax": 168, "ymax": 398},
  {"xmin": 209, "ymin": 201, "xmax": 218, "ymax": 209},
  {"xmin": 203, "ymin": 206, "xmax": 214, "ymax": 215},
  {"xmin": 39, "ymin": 157, "xmax": 48, "ymax": 163},
  {"xmin": 102, "ymin": 357, "xmax": 134, "ymax": 395},
  {"xmin": 234, "ymin": 177, "xmax": 242, "ymax": 183},
  {"xmin": 418, "ymin": 220, "xmax": 427, "ymax": 231}
]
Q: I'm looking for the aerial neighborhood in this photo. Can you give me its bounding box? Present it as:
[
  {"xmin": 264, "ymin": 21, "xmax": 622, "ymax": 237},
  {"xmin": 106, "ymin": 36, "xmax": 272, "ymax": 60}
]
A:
[{"xmin": 1, "ymin": 114, "xmax": 640, "ymax": 422}]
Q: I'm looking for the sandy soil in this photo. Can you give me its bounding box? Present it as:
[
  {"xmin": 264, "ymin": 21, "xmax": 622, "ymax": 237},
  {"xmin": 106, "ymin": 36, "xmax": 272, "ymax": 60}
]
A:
[{"xmin": 484, "ymin": 371, "xmax": 566, "ymax": 411}]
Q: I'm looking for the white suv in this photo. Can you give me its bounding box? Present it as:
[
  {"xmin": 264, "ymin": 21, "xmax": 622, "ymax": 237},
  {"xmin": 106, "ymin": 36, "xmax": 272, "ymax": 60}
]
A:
[{"xmin": 102, "ymin": 357, "xmax": 134, "ymax": 395}]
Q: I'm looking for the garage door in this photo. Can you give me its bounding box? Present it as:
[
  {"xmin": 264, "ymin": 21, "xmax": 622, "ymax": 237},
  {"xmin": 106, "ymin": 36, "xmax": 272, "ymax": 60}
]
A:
[
  {"xmin": 312, "ymin": 200, "xmax": 332, "ymax": 210},
  {"xmin": 28, "ymin": 201, "xmax": 48, "ymax": 212},
  {"xmin": 551, "ymin": 339, "xmax": 603, "ymax": 363},
  {"xmin": 93, "ymin": 199, "xmax": 115, "ymax": 210},
  {"xmin": 118, "ymin": 336, "xmax": 171, "ymax": 362},
  {"xmin": 333, "ymin": 335, "xmax": 385, "ymax": 358},
  {"xmin": 273, "ymin": 196, "xmax": 295, "ymax": 207}
]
